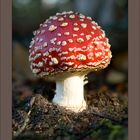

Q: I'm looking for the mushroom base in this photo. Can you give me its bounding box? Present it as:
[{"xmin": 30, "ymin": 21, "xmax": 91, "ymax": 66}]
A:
[{"xmin": 53, "ymin": 75, "xmax": 87, "ymax": 112}]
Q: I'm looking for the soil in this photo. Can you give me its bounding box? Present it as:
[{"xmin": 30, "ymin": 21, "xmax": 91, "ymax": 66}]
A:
[{"xmin": 12, "ymin": 84, "xmax": 128, "ymax": 140}]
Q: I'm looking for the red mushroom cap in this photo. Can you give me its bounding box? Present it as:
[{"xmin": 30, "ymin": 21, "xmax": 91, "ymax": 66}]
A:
[{"xmin": 29, "ymin": 11, "xmax": 112, "ymax": 79}]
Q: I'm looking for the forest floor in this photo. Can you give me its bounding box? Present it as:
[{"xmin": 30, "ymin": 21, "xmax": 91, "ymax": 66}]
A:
[{"xmin": 12, "ymin": 79, "xmax": 128, "ymax": 140}]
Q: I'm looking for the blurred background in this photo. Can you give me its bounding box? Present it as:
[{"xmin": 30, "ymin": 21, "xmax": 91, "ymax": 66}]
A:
[
  {"xmin": 12, "ymin": 0, "xmax": 128, "ymax": 139},
  {"xmin": 12, "ymin": 0, "xmax": 128, "ymax": 97}
]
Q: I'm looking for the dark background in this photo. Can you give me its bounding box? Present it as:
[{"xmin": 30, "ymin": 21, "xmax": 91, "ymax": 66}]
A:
[{"xmin": 12, "ymin": 0, "xmax": 128, "ymax": 96}]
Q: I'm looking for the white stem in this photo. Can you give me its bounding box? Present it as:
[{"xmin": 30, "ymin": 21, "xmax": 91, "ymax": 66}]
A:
[{"xmin": 53, "ymin": 75, "xmax": 87, "ymax": 112}]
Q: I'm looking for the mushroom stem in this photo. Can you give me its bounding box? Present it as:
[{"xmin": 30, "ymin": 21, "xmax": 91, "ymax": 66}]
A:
[{"xmin": 53, "ymin": 75, "xmax": 87, "ymax": 112}]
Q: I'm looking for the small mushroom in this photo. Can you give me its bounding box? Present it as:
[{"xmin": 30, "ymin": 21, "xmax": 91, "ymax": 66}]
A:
[{"xmin": 29, "ymin": 11, "xmax": 112, "ymax": 112}]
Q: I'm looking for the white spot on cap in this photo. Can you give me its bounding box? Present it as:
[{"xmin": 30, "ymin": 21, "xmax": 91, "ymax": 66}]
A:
[
  {"xmin": 74, "ymin": 23, "xmax": 78, "ymax": 26},
  {"xmin": 64, "ymin": 32, "xmax": 70, "ymax": 35},
  {"xmin": 50, "ymin": 58, "xmax": 58, "ymax": 65},
  {"xmin": 57, "ymin": 41, "xmax": 61, "ymax": 45},
  {"xmin": 63, "ymin": 62, "xmax": 74, "ymax": 66},
  {"xmin": 69, "ymin": 15, "xmax": 75, "ymax": 19},
  {"xmin": 101, "ymin": 61, "xmax": 106, "ymax": 64},
  {"xmin": 56, "ymin": 48, "xmax": 61, "ymax": 52},
  {"xmin": 52, "ymin": 16, "xmax": 57, "ymax": 20},
  {"xmin": 29, "ymin": 51, "xmax": 35, "ymax": 57},
  {"xmin": 77, "ymin": 54, "xmax": 86, "ymax": 61},
  {"xmin": 91, "ymin": 21, "xmax": 96, "ymax": 24},
  {"xmin": 29, "ymin": 40, "xmax": 34, "ymax": 48},
  {"xmin": 45, "ymin": 68, "xmax": 50, "ymax": 71},
  {"xmin": 101, "ymin": 33, "xmax": 105, "ymax": 38},
  {"xmin": 48, "ymin": 25, "xmax": 57, "ymax": 31},
  {"xmin": 29, "ymin": 56, "xmax": 33, "ymax": 61},
  {"xmin": 45, "ymin": 19, "xmax": 48, "ymax": 23},
  {"xmin": 57, "ymin": 33, "xmax": 61, "ymax": 36},
  {"xmin": 58, "ymin": 53, "xmax": 62, "ymax": 56},
  {"xmin": 58, "ymin": 51, "xmax": 68, "ymax": 56},
  {"xmin": 81, "ymin": 23, "xmax": 87, "ymax": 28},
  {"xmin": 94, "ymin": 61, "xmax": 101, "ymax": 66},
  {"xmin": 49, "ymin": 48, "xmax": 53, "ymax": 53},
  {"xmin": 36, "ymin": 37, "xmax": 39, "ymax": 42},
  {"xmin": 29, "ymin": 45, "xmax": 33, "ymax": 49},
  {"xmin": 73, "ymin": 27, "xmax": 79, "ymax": 31},
  {"xmin": 82, "ymin": 46, "xmax": 86, "ymax": 49},
  {"xmin": 61, "ymin": 11, "xmax": 67, "ymax": 15},
  {"xmin": 50, "ymin": 38, "xmax": 57, "ymax": 44},
  {"xmin": 67, "ymin": 55, "xmax": 76, "ymax": 60},
  {"xmin": 42, "ymin": 24, "xmax": 47, "ymax": 27},
  {"xmin": 41, "ymin": 30, "xmax": 45, "ymax": 34},
  {"xmin": 34, "ymin": 53, "xmax": 41, "ymax": 60},
  {"xmin": 30, "ymin": 65, "xmax": 33, "ymax": 70},
  {"xmin": 34, "ymin": 46, "xmax": 42, "ymax": 52},
  {"xmin": 94, "ymin": 41, "xmax": 100, "ymax": 45},
  {"xmin": 56, "ymin": 12, "xmax": 61, "ymax": 16},
  {"xmin": 42, "ymin": 58, "xmax": 47, "ymax": 63},
  {"xmin": 97, "ymin": 45, "xmax": 104, "ymax": 50},
  {"xmin": 51, "ymin": 38, "xmax": 57, "ymax": 41},
  {"xmin": 43, "ymin": 42, "xmax": 48, "ymax": 47},
  {"xmin": 106, "ymin": 38, "xmax": 109, "ymax": 43},
  {"xmin": 77, "ymin": 38, "xmax": 84, "ymax": 43},
  {"xmin": 80, "ymin": 33, "xmax": 84, "ymax": 36},
  {"xmin": 73, "ymin": 64, "xmax": 78, "ymax": 68},
  {"xmin": 95, "ymin": 52, "xmax": 102, "ymax": 57},
  {"xmin": 32, "ymin": 68, "xmax": 40, "ymax": 74},
  {"xmin": 87, "ymin": 62, "xmax": 95, "ymax": 66},
  {"xmin": 60, "ymin": 57, "xmax": 67, "ymax": 60},
  {"xmin": 37, "ymin": 62, "xmax": 43, "ymax": 67},
  {"xmin": 62, "ymin": 66, "xmax": 68, "ymax": 70},
  {"xmin": 87, "ymin": 16, "xmax": 92, "ymax": 20},
  {"xmin": 68, "ymin": 39, "xmax": 73, "ymax": 43},
  {"xmin": 77, "ymin": 65, "xmax": 84, "ymax": 68},
  {"xmin": 58, "ymin": 17, "xmax": 64, "ymax": 21},
  {"xmin": 109, "ymin": 52, "xmax": 112, "ymax": 58},
  {"xmin": 86, "ymin": 35, "xmax": 92, "ymax": 40},
  {"xmin": 39, "ymin": 72, "xmax": 49, "ymax": 77},
  {"xmin": 107, "ymin": 44, "xmax": 111, "ymax": 48},
  {"xmin": 39, "ymin": 38, "xmax": 43, "ymax": 43},
  {"xmin": 105, "ymin": 48, "xmax": 109, "ymax": 52},
  {"xmin": 92, "ymin": 26, "xmax": 96, "ymax": 30},
  {"xmin": 69, "ymin": 48, "xmax": 74, "ymax": 52},
  {"xmin": 61, "ymin": 41, "xmax": 67, "ymax": 46},
  {"xmin": 43, "ymin": 52, "xmax": 49, "ymax": 57},
  {"xmin": 61, "ymin": 51, "xmax": 68, "ymax": 55},
  {"xmin": 89, "ymin": 45, "xmax": 94, "ymax": 49},
  {"xmin": 37, "ymin": 30, "xmax": 41, "ymax": 35},
  {"xmin": 73, "ymin": 34, "xmax": 77, "ymax": 37},
  {"xmin": 60, "ymin": 22, "xmax": 68, "ymax": 27},
  {"xmin": 33, "ymin": 31, "xmax": 36, "ymax": 35},
  {"xmin": 79, "ymin": 14, "xmax": 85, "ymax": 19},
  {"xmin": 67, "ymin": 11, "xmax": 73, "ymax": 14},
  {"xmin": 97, "ymin": 26, "xmax": 101, "ymax": 29},
  {"xmin": 80, "ymin": 19, "xmax": 84, "ymax": 21},
  {"xmin": 87, "ymin": 52, "xmax": 93, "ymax": 59},
  {"xmin": 95, "ymin": 37, "xmax": 100, "ymax": 41}
]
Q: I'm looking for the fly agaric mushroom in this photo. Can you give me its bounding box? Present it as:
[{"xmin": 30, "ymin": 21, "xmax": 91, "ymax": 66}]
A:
[{"xmin": 29, "ymin": 11, "xmax": 112, "ymax": 112}]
